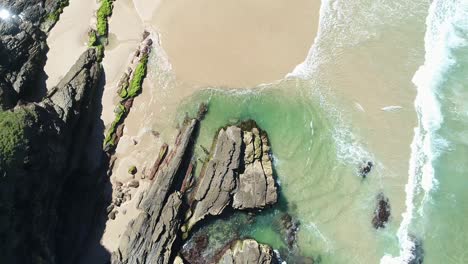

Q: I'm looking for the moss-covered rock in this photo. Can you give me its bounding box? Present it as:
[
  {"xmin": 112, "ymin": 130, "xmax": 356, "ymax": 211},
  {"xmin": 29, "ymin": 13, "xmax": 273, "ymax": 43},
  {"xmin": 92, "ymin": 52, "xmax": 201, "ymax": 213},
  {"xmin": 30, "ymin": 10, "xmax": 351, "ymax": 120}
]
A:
[
  {"xmin": 128, "ymin": 165, "xmax": 137, "ymax": 175},
  {"xmin": 120, "ymin": 54, "xmax": 149, "ymax": 100},
  {"xmin": 0, "ymin": 108, "xmax": 37, "ymax": 170},
  {"xmin": 97, "ymin": 0, "xmax": 114, "ymax": 36}
]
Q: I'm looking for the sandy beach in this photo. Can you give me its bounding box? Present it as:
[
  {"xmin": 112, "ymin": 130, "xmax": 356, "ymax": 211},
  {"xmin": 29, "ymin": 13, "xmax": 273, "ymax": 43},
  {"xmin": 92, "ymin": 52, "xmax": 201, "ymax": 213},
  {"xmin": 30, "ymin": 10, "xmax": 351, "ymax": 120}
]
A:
[
  {"xmin": 44, "ymin": 0, "xmax": 97, "ymax": 89},
  {"xmin": 152, "ymin": 0, "xmax": 321, "ymax": 88}
]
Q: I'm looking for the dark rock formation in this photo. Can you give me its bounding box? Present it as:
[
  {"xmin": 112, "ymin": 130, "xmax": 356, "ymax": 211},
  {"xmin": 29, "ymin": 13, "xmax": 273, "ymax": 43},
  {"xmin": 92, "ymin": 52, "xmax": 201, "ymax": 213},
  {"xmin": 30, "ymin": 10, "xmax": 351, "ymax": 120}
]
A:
[
  {"xmin": 217, "ymin": 239, "xmax": 277, "ymax": 264},
  {"xmin": 113, "ymin": 120, "xmax": 198, "ymax": 264},
  {"xmin": 187, "ymin": 122, "xmax": 278, "ymax": 230},
  {"xmin": 0, "ymin": 0, "xmax": 65, "ymax": 109},
  {"xmin": 359, "ymin": 161, "xmax": 373, "ymax": 178},
  {"xmin": 278, "ymin": 213, "xmax": 300, "ymax": 249},
  {"xmin": 0, "ymin": 48, "xmax": 101, "ymax": 263},
  {"xmin": 372, "ymin": 192, "xmax": 391, "ymax": 229},
  {"xmin": 409, "ymin": 235, "xmax": 424, "ymax": 264}
]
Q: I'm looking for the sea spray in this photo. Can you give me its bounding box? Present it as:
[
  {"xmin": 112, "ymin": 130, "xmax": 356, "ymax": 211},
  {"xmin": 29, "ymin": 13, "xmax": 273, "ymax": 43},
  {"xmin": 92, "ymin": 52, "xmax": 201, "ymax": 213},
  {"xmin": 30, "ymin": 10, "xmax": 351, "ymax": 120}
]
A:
[{"xmin": 381, "ymin": 0, "xmax": 465, "ymax": 263}]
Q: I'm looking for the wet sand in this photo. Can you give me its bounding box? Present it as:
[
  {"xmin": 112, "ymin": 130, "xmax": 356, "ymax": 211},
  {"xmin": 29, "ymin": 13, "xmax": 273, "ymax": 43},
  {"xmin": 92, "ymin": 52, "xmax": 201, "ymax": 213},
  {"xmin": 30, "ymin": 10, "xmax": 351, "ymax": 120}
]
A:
[{"xmin": 44, "ymin": 0, "xmax": 97, "ymax": 89}]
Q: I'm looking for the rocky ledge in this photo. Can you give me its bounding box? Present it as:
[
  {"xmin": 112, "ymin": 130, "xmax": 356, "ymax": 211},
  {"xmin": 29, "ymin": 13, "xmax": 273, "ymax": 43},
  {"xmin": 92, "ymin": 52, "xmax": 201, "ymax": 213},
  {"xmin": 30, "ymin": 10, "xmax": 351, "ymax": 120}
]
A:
[
  {"xmin": 113, "ymin": 119, "xmax": 198, "ymax": 264},
  {"xmin": 0, "ymin": 48, "xmax": 101, "ymax": 263},
  {"xmin": 111, "ymin": 119, "xmax": 280, "ymax": 264},
  {"xmin": 186, "ymin": 121, "xmax": 277, "ymax": 231}
]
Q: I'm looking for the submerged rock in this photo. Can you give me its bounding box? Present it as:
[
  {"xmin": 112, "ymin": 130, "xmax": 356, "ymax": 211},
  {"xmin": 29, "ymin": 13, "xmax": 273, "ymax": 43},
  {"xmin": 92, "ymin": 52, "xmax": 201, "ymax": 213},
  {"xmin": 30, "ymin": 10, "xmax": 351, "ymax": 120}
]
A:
[
  {"xmin": 279, "ymin": 213, "xmax": 300, "ymax": 249},
  {"xmin": 408, "ymin": 235, "xmax": 424, "ymax": 264},
  {"xmin": 217, "ymin": 239, "xmax": 277, "ymax": 264},
  {"xmin": 359, "ymin": 161, "xmax": 373, "ymax": 178},
  {"xmin": 372, "ymin": 193, "xmax": 391, "ymax": 229}
]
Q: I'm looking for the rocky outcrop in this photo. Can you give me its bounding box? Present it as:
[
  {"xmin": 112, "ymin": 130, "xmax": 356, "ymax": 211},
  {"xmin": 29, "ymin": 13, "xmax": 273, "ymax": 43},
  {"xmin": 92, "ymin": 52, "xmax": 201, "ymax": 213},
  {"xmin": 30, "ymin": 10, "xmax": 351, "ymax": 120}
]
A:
[
  {"xmin": 187, "ymin": 121, "xmax": 277, "ymax": 230},
  {"xmin": 233, "ymin": 126, "xmax": 277, "ymax": 209},
  {"xmin": 0, "ymin": 0, "xmax": 65, "ymax": 109},
  {"xmin": 372, "ymin": 193, "xmax": 391, "ymax": 229},
  {"xmin": 113, "ymin": 119, "xmax": 198, "ymax": 264},
  {"xmin": 0, "ymin": 48, "xmax": 101, "ymax": 263},
  {"xmin": 217, "ymin": 239, "xmax": 277, "ymax": 264}
]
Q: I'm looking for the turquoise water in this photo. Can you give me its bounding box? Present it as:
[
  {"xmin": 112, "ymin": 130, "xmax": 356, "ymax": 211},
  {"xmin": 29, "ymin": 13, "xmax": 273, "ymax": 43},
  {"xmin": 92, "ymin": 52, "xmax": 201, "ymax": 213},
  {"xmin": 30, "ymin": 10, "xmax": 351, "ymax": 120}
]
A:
[
  {"xmin": 160, "ymin": 0, "xmax": 468, "ymax": 262},
  {"xmin": 387, "ymin": 1, "xmax": 468, "ymax": 263},
  {"xmin": 177, "ymin": 83, "xmax": 390, "ymax": 263}
]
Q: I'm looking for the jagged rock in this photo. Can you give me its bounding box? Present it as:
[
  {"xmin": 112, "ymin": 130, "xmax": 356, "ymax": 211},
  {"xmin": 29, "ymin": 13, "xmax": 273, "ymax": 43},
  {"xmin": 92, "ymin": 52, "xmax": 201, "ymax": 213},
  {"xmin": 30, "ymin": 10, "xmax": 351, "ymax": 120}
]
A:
[
  {"xmin": 0, "ymin": 46, "xmax": 101, "ymax": 263},
  {"xmin": 187, "ymin": 121, "xmax": 277, "ymax": 230},
  {"xmin": 113, "ymin": 120, "xmax": 198, "ymax": 264},
  {"xmin": 0, "ymin": 0, "xmax": 65, "ymax": 109},
  {"xmin": 217, "ymin": 239, "xmax": 276, "ymax": 264},
  {"xmin": 42, "ymin": 49, "xmax": 100, "ymax": 123},
  {"xmin": 188, "ymin": 126, "xmax": 242, "ymax": 229},
  {"xmin": 372, "ymin": 193, "xmax": 391, "ymax": 229}
]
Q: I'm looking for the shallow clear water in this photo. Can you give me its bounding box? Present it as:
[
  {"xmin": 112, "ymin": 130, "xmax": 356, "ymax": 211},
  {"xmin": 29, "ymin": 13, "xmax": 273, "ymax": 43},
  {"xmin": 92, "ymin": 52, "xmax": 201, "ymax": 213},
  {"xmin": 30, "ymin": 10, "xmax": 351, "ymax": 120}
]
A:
[{"xmin": 149, "ymin": 0, "xmax": 468, "ymax": 262}]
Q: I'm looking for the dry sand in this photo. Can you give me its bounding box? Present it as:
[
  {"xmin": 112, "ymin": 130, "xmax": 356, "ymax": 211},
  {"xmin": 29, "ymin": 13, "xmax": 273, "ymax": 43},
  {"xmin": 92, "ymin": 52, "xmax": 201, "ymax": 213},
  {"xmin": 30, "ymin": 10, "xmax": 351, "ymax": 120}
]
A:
[
  {"xmin": 152, "ymin": 0, "xmax": 321, "ymax": 88},
  {"xmin": 44, "ymin": 0, "xmax": 97, "ymax": 89}
]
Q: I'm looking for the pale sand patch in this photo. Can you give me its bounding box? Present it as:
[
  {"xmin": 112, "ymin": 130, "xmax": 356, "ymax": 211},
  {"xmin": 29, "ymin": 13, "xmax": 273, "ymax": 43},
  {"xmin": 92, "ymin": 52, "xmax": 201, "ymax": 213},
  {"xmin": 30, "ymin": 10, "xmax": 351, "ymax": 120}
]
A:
[
  {"xmin": 44, "ymin": 0, "xmax": 97, "ymax": 89},
  {"xmin": 152, "ymin": 0, "xmax": 321, "ymax": 88}
]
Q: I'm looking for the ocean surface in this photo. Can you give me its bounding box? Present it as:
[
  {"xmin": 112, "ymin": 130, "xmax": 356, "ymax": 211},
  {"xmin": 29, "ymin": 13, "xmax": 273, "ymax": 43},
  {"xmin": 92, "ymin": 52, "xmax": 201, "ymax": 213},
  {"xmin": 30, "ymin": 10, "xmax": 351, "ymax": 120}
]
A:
[{"xmin": 160, "ymin": 0, "xmax": 468, "ymax": 263}]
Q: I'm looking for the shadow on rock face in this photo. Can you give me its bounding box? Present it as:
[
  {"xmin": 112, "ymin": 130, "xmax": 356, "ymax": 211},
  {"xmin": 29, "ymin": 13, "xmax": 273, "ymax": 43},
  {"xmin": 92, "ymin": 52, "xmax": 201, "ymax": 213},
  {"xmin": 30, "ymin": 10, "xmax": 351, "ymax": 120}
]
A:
[{"xmin": 56, "ymin": 68, "xmax": 113, "ymax": 264}]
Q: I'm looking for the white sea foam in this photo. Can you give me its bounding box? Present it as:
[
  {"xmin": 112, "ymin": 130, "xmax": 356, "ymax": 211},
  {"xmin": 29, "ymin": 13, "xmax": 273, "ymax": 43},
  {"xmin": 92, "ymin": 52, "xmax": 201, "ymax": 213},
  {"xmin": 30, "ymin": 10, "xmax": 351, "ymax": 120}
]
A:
[
  {"xmin": 354, "ymin": 102, "xmax": 365, "ymax": 112},
  {"xmin": 381, "ymin": 0, "xmax": 467, "ymax": 263},
  {"xmin": 381, "ymin": 106, "xmax": 403, "ymax": 112}
]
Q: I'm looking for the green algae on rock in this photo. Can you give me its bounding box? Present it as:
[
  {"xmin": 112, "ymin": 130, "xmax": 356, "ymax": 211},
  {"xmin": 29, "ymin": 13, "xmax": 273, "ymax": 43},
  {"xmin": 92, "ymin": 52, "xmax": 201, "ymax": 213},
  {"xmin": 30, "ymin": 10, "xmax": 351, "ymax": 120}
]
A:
[{"xmin": 103, "ymin": 34, "xmax": 152, "ymax": 153}]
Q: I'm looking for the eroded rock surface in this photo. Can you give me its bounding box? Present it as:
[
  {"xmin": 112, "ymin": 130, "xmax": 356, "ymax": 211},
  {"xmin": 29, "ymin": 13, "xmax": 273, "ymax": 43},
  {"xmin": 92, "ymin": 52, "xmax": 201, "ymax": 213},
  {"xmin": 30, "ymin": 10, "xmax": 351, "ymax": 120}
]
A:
[
  {"xmin": 187, "ymin": 121, "xmax": 278, "ymax": 230},
  {"xmin": 217, "ymin": 239, "xmax": 277, "ymax": 264},
  {"xmin": 113, "ymin": 120, "xmax": 198, "ymax": 264}
]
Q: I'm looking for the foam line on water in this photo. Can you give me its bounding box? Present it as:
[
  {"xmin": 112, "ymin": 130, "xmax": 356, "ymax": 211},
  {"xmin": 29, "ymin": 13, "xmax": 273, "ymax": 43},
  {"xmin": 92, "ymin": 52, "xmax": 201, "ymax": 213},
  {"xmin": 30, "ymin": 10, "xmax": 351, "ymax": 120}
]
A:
[{"xmin": 380, "ymin": 0, "xmax": 467, "ymax": 263}]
